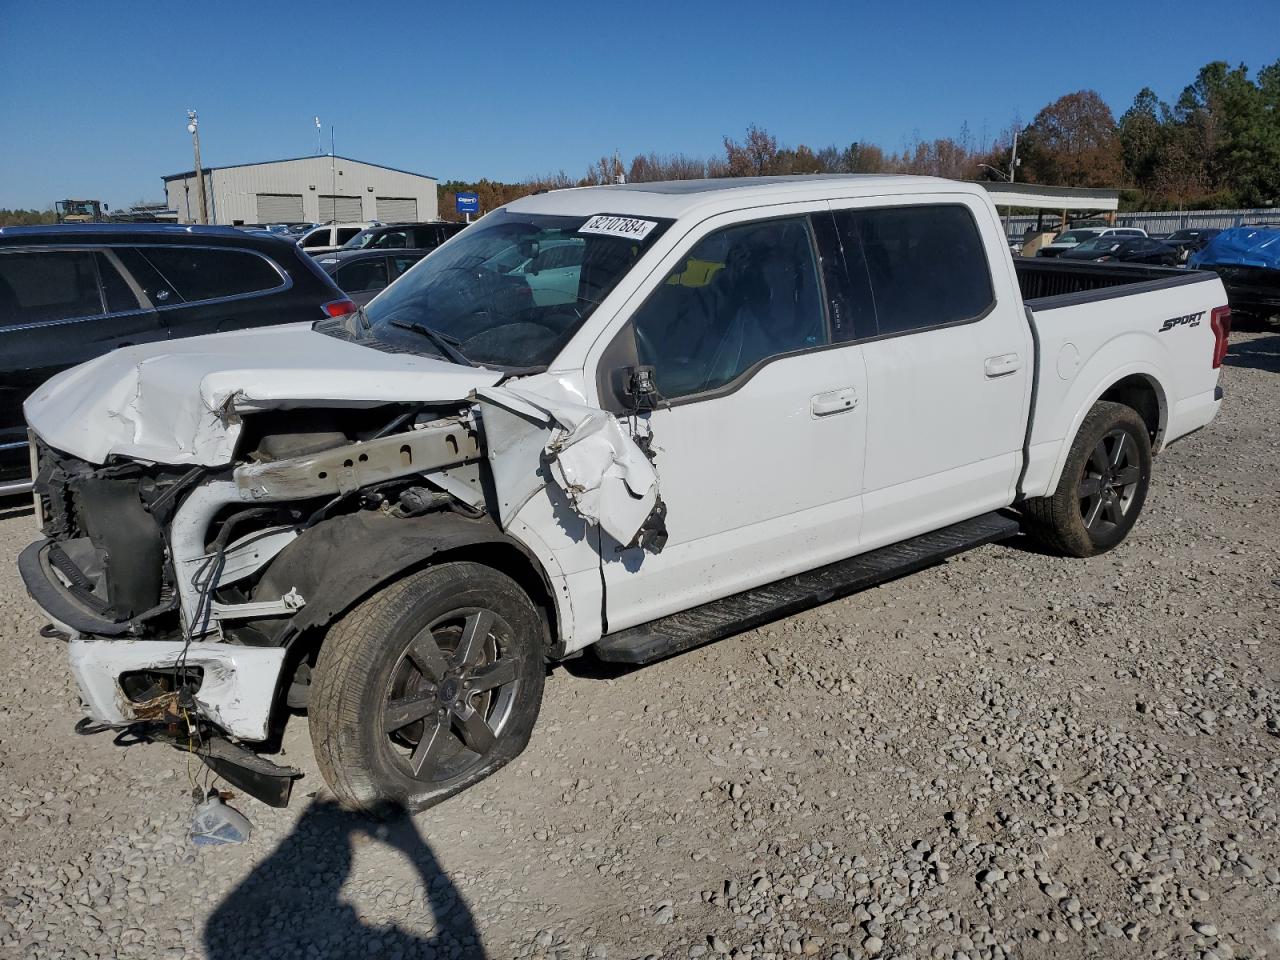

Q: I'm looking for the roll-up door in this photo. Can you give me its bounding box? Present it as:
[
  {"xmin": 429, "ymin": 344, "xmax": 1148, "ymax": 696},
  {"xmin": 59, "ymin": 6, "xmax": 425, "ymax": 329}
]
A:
[
  {"xmin": 255, "ymin": 193, "xmax": 304, "ymax": 222},
  {"xmin": 376, "ymin": 197, "xmax": 418, "ymax": 222},
  {"xmin": 319, "ymin": 195, "xmax": 363, "ymax": 222}
]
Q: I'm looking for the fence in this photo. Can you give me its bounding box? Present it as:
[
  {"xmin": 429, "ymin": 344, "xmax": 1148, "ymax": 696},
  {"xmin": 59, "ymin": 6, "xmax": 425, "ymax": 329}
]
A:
[{"xmin": 1002, "ymin": 207, "xmax": 1278, "ymax": 240}]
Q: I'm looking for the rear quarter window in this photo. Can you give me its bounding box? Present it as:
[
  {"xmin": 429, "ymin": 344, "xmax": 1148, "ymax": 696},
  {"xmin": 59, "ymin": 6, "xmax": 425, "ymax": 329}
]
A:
[{"xmin": 140, "ymin": 247, "xmax": 285, "ymax": 302}]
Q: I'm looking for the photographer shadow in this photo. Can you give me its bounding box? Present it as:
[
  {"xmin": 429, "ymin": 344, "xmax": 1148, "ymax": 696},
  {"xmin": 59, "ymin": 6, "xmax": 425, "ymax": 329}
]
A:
[{"xmin": 204, "ymin": 797, "xmax": 485, "ymax": 959}]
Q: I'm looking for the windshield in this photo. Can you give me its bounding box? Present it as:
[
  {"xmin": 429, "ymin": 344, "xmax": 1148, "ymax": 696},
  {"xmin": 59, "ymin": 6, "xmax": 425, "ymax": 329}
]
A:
[
  {"xmin": 1055, "ymin": 230, "xmax": 1101, "ymax": 244},
  {"xmin": 1074, "ymin": 239, "xmax": 1122, "ymax": 253},
  {"xmin": 345, "ymin": 210, "xmax": 672, "ymax": 368}
]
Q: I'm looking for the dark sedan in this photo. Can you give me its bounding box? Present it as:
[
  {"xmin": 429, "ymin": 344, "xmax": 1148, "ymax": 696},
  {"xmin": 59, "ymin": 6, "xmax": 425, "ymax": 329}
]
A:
[
  {"xmin": 1060, "ymin": 237, "xmax": 1180, "ymax": 266},
  {"xmin": 314, "ymin": 249, "xmax": 427, "ymax": 306},
  {"xmin": 0, "ymin": 224, "xmax": 354, "ymax": 493},
  {"xmin": 1164, "ymin": 228, "xmax": 1222, "ymax": 263}
]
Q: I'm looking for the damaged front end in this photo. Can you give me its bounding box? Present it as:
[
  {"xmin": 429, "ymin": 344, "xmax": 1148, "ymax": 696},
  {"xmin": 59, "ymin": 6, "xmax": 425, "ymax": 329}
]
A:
[{"xmin": 20, "ymin": 376, "xmax": 665, "ymax": 807}]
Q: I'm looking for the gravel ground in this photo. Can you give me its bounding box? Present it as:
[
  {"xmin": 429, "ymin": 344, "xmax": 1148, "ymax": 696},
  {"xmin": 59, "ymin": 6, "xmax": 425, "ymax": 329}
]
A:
[{"xmin": 0, "ymin": 330, "xmax": 1276, "ymax": 960}]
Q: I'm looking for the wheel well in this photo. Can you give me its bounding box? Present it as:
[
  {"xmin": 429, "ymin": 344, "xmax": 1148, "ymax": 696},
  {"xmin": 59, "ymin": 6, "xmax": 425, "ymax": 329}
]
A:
[
  {"xmin": 427, "ymin": 542, "xmax": 560, "ymax": 656},
  {"xmin": 1099, "ymin": 375, "xmax": 1164, "ymax": 448}
]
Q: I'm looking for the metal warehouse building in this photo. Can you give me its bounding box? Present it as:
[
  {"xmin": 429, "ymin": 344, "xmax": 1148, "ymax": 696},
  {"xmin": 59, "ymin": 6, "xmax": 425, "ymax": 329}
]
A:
[{"xmin": 162, "ymin": 155, "xmax": 438, "ymax": 225}]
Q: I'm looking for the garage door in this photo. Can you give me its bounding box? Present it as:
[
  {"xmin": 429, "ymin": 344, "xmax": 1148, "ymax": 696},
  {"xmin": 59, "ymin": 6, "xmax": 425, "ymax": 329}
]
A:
[
  {"xmin": 376, "ymin": 197, "xmax": 418, "ymax": 222},
  {"xmin": 319, "ymin": 195, "xmax": 363, "ymax": 222},
  {"xmin": 255, "ymin": 193, "xmax": 304, "ymax": 223}
]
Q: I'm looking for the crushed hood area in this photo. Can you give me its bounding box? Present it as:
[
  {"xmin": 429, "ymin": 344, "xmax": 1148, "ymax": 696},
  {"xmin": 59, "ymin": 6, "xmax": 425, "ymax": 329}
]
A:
[{"xmin": 24, "ymin": 324, "xmax": 502, "ymax": 466}]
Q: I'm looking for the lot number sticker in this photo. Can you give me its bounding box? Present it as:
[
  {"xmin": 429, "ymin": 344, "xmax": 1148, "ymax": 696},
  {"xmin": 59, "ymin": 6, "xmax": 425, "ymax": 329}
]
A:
[{"xmin": 579, "ymin": 215, "xmax": 658, "ymax": 241}]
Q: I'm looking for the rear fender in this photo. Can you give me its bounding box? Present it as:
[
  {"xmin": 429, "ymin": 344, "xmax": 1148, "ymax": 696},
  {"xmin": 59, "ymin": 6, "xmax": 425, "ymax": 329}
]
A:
[{"xmin": 1041, "ymin": 357, "xmax": 1169, "ymax": 497}]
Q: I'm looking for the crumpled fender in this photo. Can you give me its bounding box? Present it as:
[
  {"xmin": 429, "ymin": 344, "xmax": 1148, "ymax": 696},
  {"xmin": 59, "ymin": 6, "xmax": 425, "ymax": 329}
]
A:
[
  {"xmin": 252, "ymin": 509, "xmax": 551, "ymax": 644},
  {"xmin": 475, "ymin": 383, "xmax": 661, "ymax": 546}
]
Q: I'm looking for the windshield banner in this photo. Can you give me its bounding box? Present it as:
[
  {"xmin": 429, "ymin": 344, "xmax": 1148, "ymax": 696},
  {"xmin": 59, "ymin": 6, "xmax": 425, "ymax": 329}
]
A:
[{"xmin": 579, "ymin": 215, "xmax": 658, "ymax": 241}]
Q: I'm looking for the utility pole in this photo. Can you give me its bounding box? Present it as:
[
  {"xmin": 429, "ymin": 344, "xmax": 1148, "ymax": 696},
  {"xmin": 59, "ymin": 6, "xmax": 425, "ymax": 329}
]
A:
[
  {"xmin": 1009, "ymin": 125, "xmax": 1020, "ymax": 184},
  {"xmin": 187, "ymin": 110, "xmax": 208, "ymax": 224}
]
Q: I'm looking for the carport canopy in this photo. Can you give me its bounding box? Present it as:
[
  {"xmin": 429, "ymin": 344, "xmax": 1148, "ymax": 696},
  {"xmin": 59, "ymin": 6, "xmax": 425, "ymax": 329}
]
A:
[{"xmin": 974, "ymin": 181, "xmax": 1120, "ymax": 230}]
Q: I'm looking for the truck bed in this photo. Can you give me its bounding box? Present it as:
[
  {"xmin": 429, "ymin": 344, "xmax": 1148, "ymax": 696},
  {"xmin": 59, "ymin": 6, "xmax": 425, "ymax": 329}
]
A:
[{"xmin": 1015, "ymin": 259, "xmax": 1215, "ymax": 308}]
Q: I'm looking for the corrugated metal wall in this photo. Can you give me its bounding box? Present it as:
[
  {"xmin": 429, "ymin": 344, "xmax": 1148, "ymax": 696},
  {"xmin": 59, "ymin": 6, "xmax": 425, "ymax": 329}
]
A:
[
  {"xmin": 1004, "ymin": 207, "xmax": 1279, "ymax": 239},
  {"xmin": 164, "ymin": 157, "xmax": 438, "ymax": 225}
]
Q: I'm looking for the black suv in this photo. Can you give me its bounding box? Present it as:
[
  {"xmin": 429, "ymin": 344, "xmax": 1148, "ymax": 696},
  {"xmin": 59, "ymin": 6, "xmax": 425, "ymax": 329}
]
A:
[
  {"xmin": 0, "ymin": 224, "xmax": 354, "ymax": 493},
  {"xmin": 339, "ymin": 221, "xmax": 467, "ymax": 254}
]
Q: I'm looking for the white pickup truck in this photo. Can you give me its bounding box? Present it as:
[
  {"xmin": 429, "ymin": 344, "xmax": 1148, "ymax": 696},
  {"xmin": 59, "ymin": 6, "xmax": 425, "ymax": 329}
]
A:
[{"xmin": 18, "ymin": 176, "xmax": 1230, "ymax": 812}]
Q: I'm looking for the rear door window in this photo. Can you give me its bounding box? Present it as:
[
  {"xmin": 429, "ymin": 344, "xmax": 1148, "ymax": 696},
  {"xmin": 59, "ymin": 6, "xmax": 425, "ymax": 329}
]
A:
[
  {"xmin": 392, "ymin": 255, "xmax": 423, "ymax": 277},
  {"xmin": 334, "ymin": 258, "xmax": 390, "ymax": 293},
  {"xmin": 830, "ymin": 204, "xmax": 994, "ymax": 338},
  {"xmin": 0, "ymin": 250, "xmax": 104, "ymax": 326},
  {"xmin": 336, "ymin": 228, "xmax": 362, "ymax": 245},
  {"xmin": 301, "ymin": 229, "xmax": 331, "ymax": 248},
  {"xmin": 140, "ymin": 247, "xmax": 285, "ymax": 302}
]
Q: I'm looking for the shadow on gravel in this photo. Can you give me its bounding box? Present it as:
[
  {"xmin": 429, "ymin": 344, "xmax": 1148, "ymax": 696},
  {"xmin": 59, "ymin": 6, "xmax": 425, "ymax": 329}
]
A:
[
  {"xmin": 204, "ymin": 797, "xmax": 486, "ymax": 959},
  {"xmin": 1225, "ymin": 332, "xmax": 1280, "ymax": 373}
]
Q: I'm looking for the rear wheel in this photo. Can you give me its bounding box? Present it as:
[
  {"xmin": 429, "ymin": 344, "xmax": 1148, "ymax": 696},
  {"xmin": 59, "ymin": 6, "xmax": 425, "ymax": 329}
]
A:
[
  {"xmin": 309, "ymin": 562, "xmax": 545, "ymax": 814},
  {"xmin": 1023, "ymin": 401, "xmax": 1152, "ymax": 557}
]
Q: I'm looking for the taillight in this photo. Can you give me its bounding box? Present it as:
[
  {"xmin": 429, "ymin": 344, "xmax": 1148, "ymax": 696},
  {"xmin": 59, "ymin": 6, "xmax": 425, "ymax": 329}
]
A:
[
  {"xmin": 1210, "ymin": 305, "xmax": 1231, "ymax": 368},
  {"xmin": 322, "ymin": 298, "xmax": 357, "ymax": 318}
]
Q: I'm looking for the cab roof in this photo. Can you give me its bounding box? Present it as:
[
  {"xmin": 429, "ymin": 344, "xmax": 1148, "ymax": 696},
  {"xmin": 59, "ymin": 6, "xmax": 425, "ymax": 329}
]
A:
[{"xmin": 505, "ymin": 175, "xmax": 978, "ymax": 220}]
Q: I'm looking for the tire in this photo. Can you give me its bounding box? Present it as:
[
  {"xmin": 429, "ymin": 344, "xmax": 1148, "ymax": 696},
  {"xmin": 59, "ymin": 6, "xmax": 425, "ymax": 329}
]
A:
[
  {"xmin": 1023, "ymin": 401, "xmax": 1152, "ymax": 558},
  {"xmin": 309, "ymin": 562, "xmax": 545, "ymax": 814}
]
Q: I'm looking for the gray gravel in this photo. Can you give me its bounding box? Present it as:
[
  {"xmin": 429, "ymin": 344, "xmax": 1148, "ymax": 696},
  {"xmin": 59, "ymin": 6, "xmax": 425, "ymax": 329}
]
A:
[{"xmin": 0, "ymin": 330, "xmax": 1276, "ymax": 960}]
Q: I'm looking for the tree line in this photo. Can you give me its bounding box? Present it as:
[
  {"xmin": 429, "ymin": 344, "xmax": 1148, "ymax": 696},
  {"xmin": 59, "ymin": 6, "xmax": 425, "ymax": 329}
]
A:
[
  {"xmin": 439, "ymin": 58, "xmax": 1277, "ymax": 218},
  {"xmin": 0, "ymin": 208, "xmax": 56, "ymax": 226}
]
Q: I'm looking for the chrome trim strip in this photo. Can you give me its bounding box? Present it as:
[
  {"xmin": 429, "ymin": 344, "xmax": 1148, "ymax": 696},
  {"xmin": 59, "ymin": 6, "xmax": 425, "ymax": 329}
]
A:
[
  {"xmin": 0, "ymin": 306, "xmax": 157, "ymax": 334},
  {"xmin": 0, "ymin": 479, "xmax": 33, "ymax": 496}
]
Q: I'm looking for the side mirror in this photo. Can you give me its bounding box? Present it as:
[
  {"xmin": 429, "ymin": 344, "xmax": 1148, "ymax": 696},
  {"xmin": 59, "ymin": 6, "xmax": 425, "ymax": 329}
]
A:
[{"xmin": 624, "ymin": 365, "xmax": 659, "ymax": 411}]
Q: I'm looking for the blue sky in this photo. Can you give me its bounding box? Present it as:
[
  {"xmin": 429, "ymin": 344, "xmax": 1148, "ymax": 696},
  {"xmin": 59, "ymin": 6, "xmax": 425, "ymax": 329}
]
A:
[{"xmin": 1, "ymin": 0, "xmax": 1277, "ymax": 209}]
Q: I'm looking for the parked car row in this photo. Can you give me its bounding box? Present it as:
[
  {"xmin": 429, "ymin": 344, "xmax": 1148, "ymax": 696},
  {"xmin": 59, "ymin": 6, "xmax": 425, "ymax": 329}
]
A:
[
  {"xmin": 1036, "ymin": 227, "xmax": 1148, "ymax": 258},
  {"xmin": 0, "ymin": 224, "xmax": 356, "ymax": 492},
  {"xmin": 1059, "ymin": 236, "xmax": 1181, "ymax": 266}
]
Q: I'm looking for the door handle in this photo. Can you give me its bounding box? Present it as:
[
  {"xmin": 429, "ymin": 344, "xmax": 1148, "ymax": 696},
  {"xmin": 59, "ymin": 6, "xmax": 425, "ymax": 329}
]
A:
[
  {"xmin": 984, "ymin": 353, "xmax": 1022, "ymax": 378},
  {"xmin": 811, "ymin": 387, "xmax": 859, "ymax": 417}
]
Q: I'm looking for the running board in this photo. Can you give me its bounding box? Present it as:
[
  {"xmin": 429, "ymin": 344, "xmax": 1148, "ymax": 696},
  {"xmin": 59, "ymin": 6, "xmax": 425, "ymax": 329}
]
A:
[{"xmin": 594, "ymin": 511, "xmax": 1020, "ymax": 665}]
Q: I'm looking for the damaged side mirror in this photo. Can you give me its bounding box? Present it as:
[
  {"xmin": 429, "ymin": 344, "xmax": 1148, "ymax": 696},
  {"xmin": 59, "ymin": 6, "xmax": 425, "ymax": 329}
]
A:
[{"xmin": 625, "ymin": 365, "xmax": 659, "ymax": 411}]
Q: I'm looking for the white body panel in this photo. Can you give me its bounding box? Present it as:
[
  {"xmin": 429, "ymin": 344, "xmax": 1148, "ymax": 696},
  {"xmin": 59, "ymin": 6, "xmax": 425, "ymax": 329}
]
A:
[
  {"xmin": 1020, "ymin": 278, "xmax": 1228, "ymax": 499},
  {"xmin": 21, "ymin": 174, "xmax": 1229, "ymax": 719},
  {"xmin": 68, "ymin": 637, "xmax": 285, "ymax": 741},
  {"xmin": 839, "ymin": 192, "xmax": 1033, "ymax": 548},
  {"xmin": 601, "ymin": 348, "xmax": 869, "ymax": 632}
]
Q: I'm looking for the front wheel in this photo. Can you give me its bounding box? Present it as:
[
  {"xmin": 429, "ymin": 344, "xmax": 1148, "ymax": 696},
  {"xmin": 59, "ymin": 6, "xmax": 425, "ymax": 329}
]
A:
[
  {"xmin": 1022, "ymin": 401, "xmax": 1153, "ymax": 557},
  {"xmin": 309, "ymin": 562, "xmax": 545, "ymax": 814}
]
